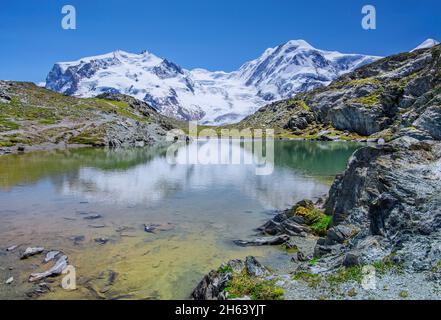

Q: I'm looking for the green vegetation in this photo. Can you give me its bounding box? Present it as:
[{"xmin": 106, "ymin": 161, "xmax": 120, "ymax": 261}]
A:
[
  {"xmin": 347, "ymin": 288, "xmax": 358, "ymax": 297},
  {"xmin": 348, "ymin": 78, "xmax": 381, "ymax": 87},
  {"xmin": 352, "ymin": 88, "xmax": 385, "ymax": 107},
  {"xmin": 326, "ymin": 266, "xmax": 363, "ymax": 286},
  {"xmin": 399, "ymin": 290, "xmax": 409, "ymax": 299},
  {"xmin": 224, "ymin": 270, "xmax": 284, "ymax": 300},
  {"xmin": 0, "ymin": 116, "xmax": 19, "ymax": 131},
  {"xmin": 287, "ymin": 99, "xmax": 310, "ymax": 111},
  {"xmin": 0, "ymin": 140, "xmax": 14, "ymax": 147},
  {"xmin": 280, "ymin": 242, "xmax": 298, "ymax": 254},
  {"xmin": 292, "ymin": 272, "xmax": 321, "ymax": 288},
  {"xmin": 68, "ymin": 127, "xmax": 106, "ymax": 146},
  {"xmin": 372, "ymin": 255, "xmax": 403, "ymax": 275},
  {"xmin": 217, "ymin": 264, "xmax": 233, "ymax": 274},
  {"xmin": 293, "ymin": 203, "xmax": 332, "ymax": 236},
  {"xmin": 310, "ymin": 215, "xmax": 333, "ymax": 237},
  {"xmin": 329, "ymin": 78, "xmax": 381, "ymax": 90},
  {"xmin": 430, "ymin": 261, "xmax": 441, "ymax": 273}
]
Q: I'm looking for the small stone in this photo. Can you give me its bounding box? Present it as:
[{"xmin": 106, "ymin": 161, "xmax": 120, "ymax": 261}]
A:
[
  {"xmin": 94, "ymin": 238, "xmax": 109, "ymax": 245},
  {"xmin": 343, "ymin": 252, "xmax": 360, "ymax": 267},
  {"xmin": 5, "ymin": 277, "xmax": 13, "ymax": 284},
  {"xmin": 347, "ymin": 288, "xmax": 357, "ymax": 297},
  {"xmin": 20, "ymin": 247, "xmax": 45, "ymax": 259},
  {"xmin": 84, "ymin": 214, "xmax": 102, "ymax": 220},
  {"xmin": 69, "ymin": 235, "xmax": 85, "ymax": 245},
  {"xmin": 88, "ymin": 224, "xmax": 106, "ymax": 229},
  {"xmin": 6, "ymin": 245, "xmax": 18, "ymax": 252}
]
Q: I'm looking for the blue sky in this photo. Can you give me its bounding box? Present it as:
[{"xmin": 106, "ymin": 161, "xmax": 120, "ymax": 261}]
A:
[{"xmin": 1, "ymin": 0, "xmax": 440, "ymax": 82}]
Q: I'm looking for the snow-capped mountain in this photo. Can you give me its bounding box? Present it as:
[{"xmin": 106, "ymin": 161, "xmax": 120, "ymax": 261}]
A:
[
  {"xmin": 411, "ymin": 38, "xmax": 440, "ymax": 52},
  {"xmin": 45, "ymin": 40, "xmax": 380, "ymax": 125}
]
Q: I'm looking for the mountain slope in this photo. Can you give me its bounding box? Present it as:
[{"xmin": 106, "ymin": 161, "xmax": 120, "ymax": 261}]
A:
[
  {"xmin": 0, "ymin": 81, "xmax": 182, "ymax": 154},
  {"xmin": 45, "ymin": 41, "xmax": 379, "ymax": 125},
  {"xmin": 236, "ymin": 44, "xmax": 441, "ymax": 140}
]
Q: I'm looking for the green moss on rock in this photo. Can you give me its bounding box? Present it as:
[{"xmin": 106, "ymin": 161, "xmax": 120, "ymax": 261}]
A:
[{"xmin": 225, "ymin": 270, "xmax": 284, "ymax": 300}]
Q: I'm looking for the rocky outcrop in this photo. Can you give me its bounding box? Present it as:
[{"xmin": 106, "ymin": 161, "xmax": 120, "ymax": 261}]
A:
[
  {"xmin": 413, "ymin": 105, "xmax": 441, "ymax": 140},
  {"xmin": 192, "ymin": 257, "xmax": 269, "ymax": 300},
  {"xmin": 315, "ymin": 136, "xmax": 441, "ymax": 271},
  {"xmin": 238, "ymin": 45, "xmax": 441, "ymax": 140}
]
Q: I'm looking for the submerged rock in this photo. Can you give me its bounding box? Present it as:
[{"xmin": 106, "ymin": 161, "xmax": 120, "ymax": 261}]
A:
[
  {"xmin": 233, "ymin": 235, "xmax": 290, "ymax": 247},
  {"xmin": 6, "ymin": 245, "xmax": 18, "ymax": 252},
  {"xmin": 26, "ymin": 282, "xmax": 51, "ymax": 298},
  {"xmin": 69, "ymin": 235, "xmax": 85, "ymax": 245},
  {"xmin": 143, "ymin": 223, "xmax": 174, "ymax": 234},
  {"xmin": 94, "ymin": 238, "xmax": 109, "ymax": 245},
  {"xmin": 20, "ymin": 247, "xmax": 44, "ymax": 260},
  {"xmin": 85, "ymin": 270, "xmax": 119, "ymax": 299},
  {"xmin": 43, "ymin": 251, "xmax": 62, "ymax": 264},
  {"xmin": 5, "ymin": 277, "xmax": 13, "ymax": 284},
  {"xmin": 29, "ymin": 255, "xmax": 69, "ymax": 282},
  {"xmin": 84, "ymin": 214, "xmax": 102, "ymax": 220}
]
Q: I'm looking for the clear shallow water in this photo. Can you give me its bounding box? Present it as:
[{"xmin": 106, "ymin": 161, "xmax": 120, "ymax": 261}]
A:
[{"xmin": 0, "ymin": 140, "xmax": 359, "ymax": 299}]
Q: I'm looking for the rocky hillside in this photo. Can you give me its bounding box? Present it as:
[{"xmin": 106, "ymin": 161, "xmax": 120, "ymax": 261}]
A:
[
  {"xmin": 0, "ymin": 81, "xmax": 183, "ymax": 154},
  {"xmin": 194, "ymin": 45, "xmax": 441, "ymax": 300},
  {"xmin": 237, "ymin": 44, "xmax": 441, "ymax": 141}
]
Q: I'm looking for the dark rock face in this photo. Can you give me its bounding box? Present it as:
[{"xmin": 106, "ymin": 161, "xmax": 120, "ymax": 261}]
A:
[{"xmin": 317, "ymin": 137, "xmax": 441, "ymax": 270}]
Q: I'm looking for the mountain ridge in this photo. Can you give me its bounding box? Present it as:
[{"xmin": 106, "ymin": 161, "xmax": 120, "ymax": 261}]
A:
[{"xmin": 45, "ymin": 40, "xmax": 380, "ymax": 125}]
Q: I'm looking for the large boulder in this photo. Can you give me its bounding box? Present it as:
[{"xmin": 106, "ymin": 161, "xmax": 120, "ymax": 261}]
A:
[{"xmin": 319, "ymin": 136, "xmax": 441, "ymax": 270}]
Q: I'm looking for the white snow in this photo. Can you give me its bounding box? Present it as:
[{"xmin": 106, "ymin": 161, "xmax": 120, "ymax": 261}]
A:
[
  {"xmin": 411, "ymin": 39, "xmax": 440, "ymax": 52},
  {"xmin": 46, "ymin": 40, "xmax": 380, "ymax": 124}
]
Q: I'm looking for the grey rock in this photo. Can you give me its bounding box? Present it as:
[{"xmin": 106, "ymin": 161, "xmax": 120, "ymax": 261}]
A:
[
  {"xmin": 6, "ymin": 245, "xmax": 18, "ymax": 252},
  {"xmin": 320, "ymin": 137, "xmax": 441, "ymax": 270},
  {"xmin": 413, "ymin": 105, "xmax": 441, "ymax": 140},
  {"xmin": 43, "ymin": 251, "xmax": 62, "ymax": 264},
  {"xmin": 29, "ymin": 255, "xmax": 69, "ymax": 282},
  {"xmin": 20, "ymin": 247, "xmax": 44, "ymax": 260},
  {"xmin": 343, "ymin": 252, "xmax": 361, "ymax": 267},
  {"xmin": 245, "ymin": 256, "xmax": 269, "ymax": 277}
]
